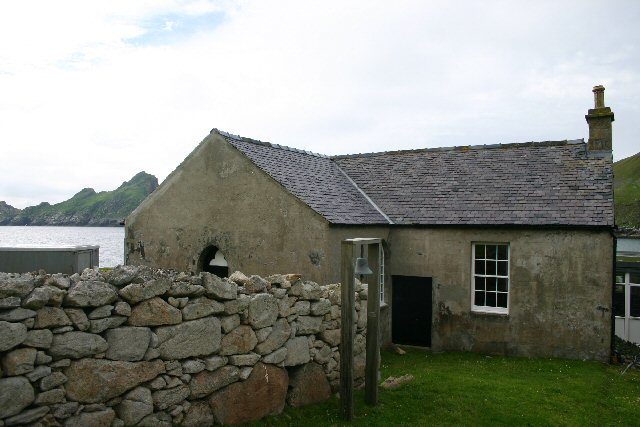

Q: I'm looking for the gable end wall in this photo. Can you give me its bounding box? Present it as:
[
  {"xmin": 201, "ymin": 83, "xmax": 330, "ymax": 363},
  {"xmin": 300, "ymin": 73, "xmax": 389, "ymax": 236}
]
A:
[{"xmin": 125, "ymin": 133, "xmax": 333, "ymax": 280}]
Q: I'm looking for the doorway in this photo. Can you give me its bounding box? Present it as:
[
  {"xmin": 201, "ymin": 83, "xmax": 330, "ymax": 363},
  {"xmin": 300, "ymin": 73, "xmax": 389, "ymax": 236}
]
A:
[{"xmin": 392, "ymin": 275, "xmax": 432, "ymax": 347}]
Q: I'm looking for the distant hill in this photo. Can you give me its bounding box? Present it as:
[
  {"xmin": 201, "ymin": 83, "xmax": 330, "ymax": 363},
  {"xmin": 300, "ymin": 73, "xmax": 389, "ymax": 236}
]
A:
[
  {"xmin": 614, "ymin": 153, "xmax": 640, "ymax": 229},
  {"xmin": 0, "ymin": 172, "xmax": 158, "ymax": 226},
  {"xmin": 0, "ymin": 201, "xmax": 20, "ymax": 220}
]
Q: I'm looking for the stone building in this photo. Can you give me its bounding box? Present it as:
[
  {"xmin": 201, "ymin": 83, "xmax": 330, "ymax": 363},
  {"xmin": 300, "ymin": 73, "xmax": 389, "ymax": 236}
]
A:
[{"xmin": 126, "ymin": 86, "xmax": 615, "ymax": 361}]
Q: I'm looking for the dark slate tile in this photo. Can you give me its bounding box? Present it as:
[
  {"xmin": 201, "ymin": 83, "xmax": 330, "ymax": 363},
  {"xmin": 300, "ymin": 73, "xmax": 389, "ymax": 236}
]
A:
[{"xmin": 333, "ymin": 141, "xmax": 613, "ymax": 226}]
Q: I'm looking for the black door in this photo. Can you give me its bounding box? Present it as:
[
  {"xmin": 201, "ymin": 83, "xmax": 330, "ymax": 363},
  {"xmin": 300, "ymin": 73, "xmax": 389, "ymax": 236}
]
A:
[{"xmin": 392, "ymin": 275, "xmax": 432, "ymax": 347}]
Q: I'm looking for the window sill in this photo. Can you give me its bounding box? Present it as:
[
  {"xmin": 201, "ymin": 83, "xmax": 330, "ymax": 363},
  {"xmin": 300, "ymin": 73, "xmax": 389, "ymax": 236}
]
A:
[
  {"xmin": 471, "ymin": 308, "xmax": 509, "ymax": 317},
  {"xmin": 380, "ymin": 302, "xmax": 389, "ymax": 309}
]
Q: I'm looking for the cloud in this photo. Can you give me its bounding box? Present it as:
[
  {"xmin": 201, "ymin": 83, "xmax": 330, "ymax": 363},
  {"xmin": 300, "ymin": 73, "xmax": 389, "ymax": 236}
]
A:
[{"xmin": 0, "ymin": 0, "xmax": 638, "ymax": 208}]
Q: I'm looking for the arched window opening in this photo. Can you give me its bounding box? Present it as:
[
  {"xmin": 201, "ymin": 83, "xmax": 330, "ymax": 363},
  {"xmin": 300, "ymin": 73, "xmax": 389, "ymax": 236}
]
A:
[{"xmin": 198, "ymin": 246, "xmax": 229, "ymax": 278}]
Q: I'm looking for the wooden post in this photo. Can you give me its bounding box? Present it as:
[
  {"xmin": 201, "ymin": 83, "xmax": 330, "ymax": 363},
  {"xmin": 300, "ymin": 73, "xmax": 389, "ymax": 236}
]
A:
[
  {"xmin": 365, "ymin": 242, "xmax": 380, "ymax": 406},
  {"xmin": 340, "ymin": 241, "xmax": 355, "ymax": 421},
  {"xmin": 340, "ymin": 240, "xmax": 356, "ymax": 421}
]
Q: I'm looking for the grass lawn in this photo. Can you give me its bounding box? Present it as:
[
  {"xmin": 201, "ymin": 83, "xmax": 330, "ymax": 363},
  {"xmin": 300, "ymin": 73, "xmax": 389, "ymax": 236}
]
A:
[{"xmin": 252, "ymin": 349, "xmax": 640, "ymax": 426}]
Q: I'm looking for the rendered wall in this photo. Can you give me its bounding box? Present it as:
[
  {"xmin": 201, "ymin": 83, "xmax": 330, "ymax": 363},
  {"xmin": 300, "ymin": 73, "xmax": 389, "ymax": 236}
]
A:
[
  {"xmin": 0, "ymin": 266, "xmax": 368, "ymax": 426},
  {"xmin": 385, "ymin": 227, "xmax": 613, "ymax": 361}
]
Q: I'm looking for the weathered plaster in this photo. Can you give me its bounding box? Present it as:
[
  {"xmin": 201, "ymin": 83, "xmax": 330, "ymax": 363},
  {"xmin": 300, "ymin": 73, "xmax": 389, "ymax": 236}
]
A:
[
  {"xmin": 386, "ymin": 227, "xmax": 613, "ymax": 361},
  {"xmin": 126, "ymin": 133, "xmax": 332, "ymax": 281}
]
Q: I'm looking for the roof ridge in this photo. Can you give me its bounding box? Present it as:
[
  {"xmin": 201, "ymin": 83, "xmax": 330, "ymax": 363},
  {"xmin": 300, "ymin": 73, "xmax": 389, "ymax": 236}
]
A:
[
  {"xmin": 330, "ymin": 139, "xmax": 585, "ymax": 159},
  {"xmin": 213, "ymin": 127, "xmax": 585, "ymax": 159},
  {"xmin": 212, "ymin": 128, "xmax": 330, "ymax": 158}
]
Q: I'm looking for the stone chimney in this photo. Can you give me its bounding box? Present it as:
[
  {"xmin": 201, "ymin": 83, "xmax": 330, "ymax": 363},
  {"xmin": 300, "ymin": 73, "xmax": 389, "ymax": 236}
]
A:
[{"xmin": 585, "ymin": 85, "xmax": 614, "ymax": 151}]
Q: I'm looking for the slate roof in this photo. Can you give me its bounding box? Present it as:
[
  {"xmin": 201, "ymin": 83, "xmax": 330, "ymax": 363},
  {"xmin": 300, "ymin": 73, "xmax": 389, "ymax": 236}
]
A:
[
  {"xmin": 334, "ymin": 142, "xmax": 614, "ymax": 226},
  {"xmin": 216, "ymin": 130, "xmax": 614, "ymax": 227},
  {"xmin": 218, "ymin": 131, "xmax": 389, "ymax": 224}
]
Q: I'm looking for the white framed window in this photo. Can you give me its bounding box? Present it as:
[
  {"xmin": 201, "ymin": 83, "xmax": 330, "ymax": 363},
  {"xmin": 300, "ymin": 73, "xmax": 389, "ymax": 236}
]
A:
[
  {"xmin": 472, "ymin": 243, "xmax": 509, "ymax": 314},
  {"xmin": 379, "ymin": 244, "xmax": 385, "ymax": 304},
  {"xmin": 614, "ymin": 271, "xmax": 640, "ymax": 344}
]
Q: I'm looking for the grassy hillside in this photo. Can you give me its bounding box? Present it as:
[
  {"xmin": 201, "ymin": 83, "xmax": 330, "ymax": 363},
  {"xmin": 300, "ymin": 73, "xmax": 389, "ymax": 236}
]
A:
[
  {"xmin": 0, "ymin": 172, "xmax": 158, "ymax": 226},
  {"xmin": 614, "ymin": 153, "xmax": 640, "ymax": 228}
]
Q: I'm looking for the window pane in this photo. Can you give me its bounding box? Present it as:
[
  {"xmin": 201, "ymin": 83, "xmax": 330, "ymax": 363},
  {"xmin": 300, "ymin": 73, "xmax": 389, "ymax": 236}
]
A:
[
  {"xmin": 616, "ymin": 272, "xmax": 626, "ymax": 283},
  {"xmin": 497, "ymin": 278, "xmax": 508, "ymax": 292},
  {"xmin": 475, "ymin": 260, "xmax": 485, "ymax": 275},
  {"xmin": 631, "ymin": 286, "xmax": 640, "ymax": 317},
  {"xmin": 486, "ymin": 261, "xmax": 497, "ymax": 276},
  {"xmin": 630, "ymin": 273, "xmax": 640, "ymax": 285},
  {"xmin": 613, "ymin": 284, "xmax": 625, "ymax": 317},
  {"xmin": 486, "ymin": 278, "xmax": 496, "ymax": 292},
  {"xmin": 475, "ymin": 245, "xmax": 485, "ymax": 260},
  {"xmin": 475, "ymin": 291, "xmax": 485, "ymax": 306},
  {"xmin": 487, "ymin": 245, "xmax": 497, "ymax": 260},
  {"xmin": 497, "ymin": 261, "xmax": 508, "ymax": 276},
  {"xmin": 497, "ymin": 292, "xmax": 508, "ymax": 308},
  {"xmin": 497, "ymin": 245, "xmax": 508, "ymax": 260},
  {"xmin": 475, "ymin": 276, "xmax": 485, "ymax": 290},
  {"xmin": 486, "ymin": 292, "xmax": 497, "ymax": 307}
]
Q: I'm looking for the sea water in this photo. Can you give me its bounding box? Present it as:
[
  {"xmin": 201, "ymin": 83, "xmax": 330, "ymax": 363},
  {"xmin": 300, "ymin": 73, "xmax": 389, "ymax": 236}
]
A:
[{"xmin": 0, "ymin": 226, "xmax": 125, "ymax": 267}]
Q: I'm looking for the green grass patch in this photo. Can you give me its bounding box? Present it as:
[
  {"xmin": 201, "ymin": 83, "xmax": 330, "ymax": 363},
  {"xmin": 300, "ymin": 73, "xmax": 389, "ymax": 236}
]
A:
[{"xmin": 253, "ymin": 349, "xmax": 640, "ymax": 426}]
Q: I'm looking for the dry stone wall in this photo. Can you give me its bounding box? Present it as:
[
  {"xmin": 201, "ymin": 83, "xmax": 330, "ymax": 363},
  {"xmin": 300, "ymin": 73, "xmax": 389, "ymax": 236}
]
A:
[{"xmin": 0, "ymin": 267, "xmax": 368, "ymax": 426}]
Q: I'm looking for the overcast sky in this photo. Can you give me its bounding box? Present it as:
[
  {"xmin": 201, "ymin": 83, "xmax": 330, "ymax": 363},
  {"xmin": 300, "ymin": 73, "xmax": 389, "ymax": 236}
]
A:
[{"xmin": 1, "ymin": 0, "xmax": 638, "ymax": 209}]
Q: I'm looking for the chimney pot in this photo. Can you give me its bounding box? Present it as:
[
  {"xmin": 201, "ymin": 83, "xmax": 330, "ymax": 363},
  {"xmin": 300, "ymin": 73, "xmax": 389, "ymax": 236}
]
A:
[{"xmin": 593, "ymin": 85, "xmax": 605, "ymax": 108}]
